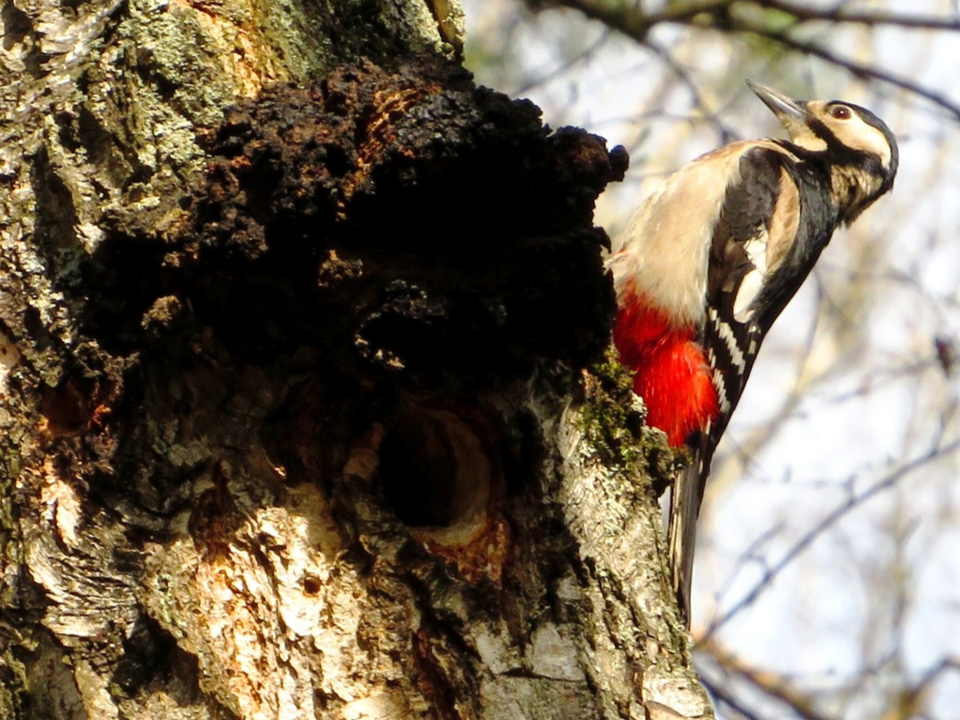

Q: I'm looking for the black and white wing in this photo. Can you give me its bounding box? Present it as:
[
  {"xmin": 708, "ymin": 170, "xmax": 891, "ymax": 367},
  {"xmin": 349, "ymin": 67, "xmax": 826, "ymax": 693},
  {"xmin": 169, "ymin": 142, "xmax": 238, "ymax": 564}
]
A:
[{"xmin": 670, "ymin": 143, "xmax": 806, "ymax": 620}]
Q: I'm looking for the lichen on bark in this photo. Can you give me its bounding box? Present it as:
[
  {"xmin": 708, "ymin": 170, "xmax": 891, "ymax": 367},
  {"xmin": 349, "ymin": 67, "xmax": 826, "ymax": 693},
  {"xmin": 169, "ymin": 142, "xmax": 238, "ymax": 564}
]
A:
[{"xmin": 0, "ymin": 0, "xmax": 714, "ymax": 716}]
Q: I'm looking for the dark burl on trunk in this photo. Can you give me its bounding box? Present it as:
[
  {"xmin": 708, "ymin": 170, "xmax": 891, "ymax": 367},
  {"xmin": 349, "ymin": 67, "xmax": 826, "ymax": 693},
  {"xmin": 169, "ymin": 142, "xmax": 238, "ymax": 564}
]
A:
[{"xmin": 5, "ymin": 43, "xmax": 726, "ymax": 716}]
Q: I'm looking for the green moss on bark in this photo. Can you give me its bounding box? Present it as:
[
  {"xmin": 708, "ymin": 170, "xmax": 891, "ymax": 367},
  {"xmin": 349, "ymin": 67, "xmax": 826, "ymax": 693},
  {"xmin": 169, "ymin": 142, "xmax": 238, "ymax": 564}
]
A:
[{"xmin": 578, "ymin": 346, "xmax": 684, "ymax": 497}]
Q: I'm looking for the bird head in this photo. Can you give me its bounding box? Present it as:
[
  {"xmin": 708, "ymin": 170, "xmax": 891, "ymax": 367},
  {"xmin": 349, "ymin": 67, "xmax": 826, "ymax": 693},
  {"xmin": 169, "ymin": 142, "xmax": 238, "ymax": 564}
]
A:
[{"xmin": 746, "ymin": 80, "xmax": 898, "ymax": 208}]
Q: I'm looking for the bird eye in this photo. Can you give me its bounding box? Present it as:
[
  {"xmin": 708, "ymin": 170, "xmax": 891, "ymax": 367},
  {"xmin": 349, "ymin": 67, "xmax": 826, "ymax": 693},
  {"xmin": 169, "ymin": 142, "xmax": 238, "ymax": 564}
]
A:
[{"xmin": 830, "ymin": 105, "xmax": 852, "ymax": 120}]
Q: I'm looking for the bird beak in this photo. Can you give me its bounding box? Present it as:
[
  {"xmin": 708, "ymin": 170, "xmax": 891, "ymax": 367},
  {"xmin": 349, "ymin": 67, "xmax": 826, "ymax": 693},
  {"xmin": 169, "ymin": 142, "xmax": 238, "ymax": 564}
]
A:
[{"xmin": 746, "ymin": 80, "xmax": 812, "ymax": 134}]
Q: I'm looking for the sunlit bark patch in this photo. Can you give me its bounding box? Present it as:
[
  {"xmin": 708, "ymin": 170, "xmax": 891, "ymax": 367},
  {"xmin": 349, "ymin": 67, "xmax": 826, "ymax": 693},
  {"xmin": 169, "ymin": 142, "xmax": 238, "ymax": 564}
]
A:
[{"xmin": 0, "ymin": 332, "xmax": 19, "ymax": 396}]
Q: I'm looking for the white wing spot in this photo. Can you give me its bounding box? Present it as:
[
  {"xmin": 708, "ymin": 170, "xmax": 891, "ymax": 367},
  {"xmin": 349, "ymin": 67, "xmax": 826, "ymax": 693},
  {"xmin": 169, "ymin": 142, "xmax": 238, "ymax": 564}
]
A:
[
  {"xmin": 733, "ymin": 236, "xmax": 769, "ymax": 322},
  {"xmin": 743, "ymin": 237, "xmax": 768, "ymax": 274},
  {"xmin": 733, "ymin": 269, "xmax": 764, "ymax": 322}
]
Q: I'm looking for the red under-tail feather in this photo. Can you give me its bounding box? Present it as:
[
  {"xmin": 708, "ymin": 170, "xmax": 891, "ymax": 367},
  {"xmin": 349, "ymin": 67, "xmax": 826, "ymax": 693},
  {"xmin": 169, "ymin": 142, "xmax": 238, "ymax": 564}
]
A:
[{"xmin": 612, "ymin": 292, "xmax": 718, "ymax": 446}]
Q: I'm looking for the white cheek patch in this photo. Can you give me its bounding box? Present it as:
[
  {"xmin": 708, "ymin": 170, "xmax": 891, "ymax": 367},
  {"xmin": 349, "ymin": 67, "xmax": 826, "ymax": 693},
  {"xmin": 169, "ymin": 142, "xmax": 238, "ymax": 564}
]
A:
[
  {"xmin": 861, "ymin": 123, "xmax": 894, "ymax": 170},
  {"xmin": 831, "ymin": 115, "xmax": 894, "ymax": 170},
  {"xmin": 791, "ymin": 134, "xmax": 828, "ymax": 152}
]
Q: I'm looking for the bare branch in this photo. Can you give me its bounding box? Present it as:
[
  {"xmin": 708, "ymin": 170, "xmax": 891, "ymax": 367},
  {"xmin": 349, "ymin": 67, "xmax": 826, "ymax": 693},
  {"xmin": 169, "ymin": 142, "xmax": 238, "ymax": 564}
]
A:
[
  {"xmin": 758, "ymin": 0, "xmax": 960, "ymax": 32},
  {"xmin": 642, "ymin": 38, "xmax": 741, "ymax": 144},
  {"xmin": 531, "ymin": 0, "xmax": 960, "ymax": 120},
  {"xmin": 754, "ymin": 30, "xmax": 960, "ymax": 122},
  {"xmin": 700, "ymin": 636, "xmax": 837, "ymax": 720},
  {"xmin": 699, "ymin": 435, "xmax": 960, "ymax": 641}
]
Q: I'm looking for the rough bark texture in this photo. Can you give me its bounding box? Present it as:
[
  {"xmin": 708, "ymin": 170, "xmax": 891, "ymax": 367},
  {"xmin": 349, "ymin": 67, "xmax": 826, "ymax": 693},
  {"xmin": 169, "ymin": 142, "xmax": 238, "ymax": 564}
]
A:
[{"xmin": 0, "ymin": 0, "xmax": 713, "ymax": 718}]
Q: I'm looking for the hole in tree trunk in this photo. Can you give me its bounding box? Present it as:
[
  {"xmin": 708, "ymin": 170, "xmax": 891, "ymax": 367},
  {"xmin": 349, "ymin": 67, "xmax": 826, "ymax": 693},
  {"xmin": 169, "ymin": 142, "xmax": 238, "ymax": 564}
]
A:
[{"xmin": 379, "ymin": 406, "xmax": 492, "ymax": 532}]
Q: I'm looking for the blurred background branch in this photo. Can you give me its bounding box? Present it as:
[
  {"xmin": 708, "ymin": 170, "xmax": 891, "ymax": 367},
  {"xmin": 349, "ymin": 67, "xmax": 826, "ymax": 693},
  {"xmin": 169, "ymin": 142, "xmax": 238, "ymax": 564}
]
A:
[
  {"xmin": 464, "ymin": 1, "xmax": 960, "ymax": 718},
  {"xmin": 530, "ymin": 0, "xmax": 960, "ymax": 117}
]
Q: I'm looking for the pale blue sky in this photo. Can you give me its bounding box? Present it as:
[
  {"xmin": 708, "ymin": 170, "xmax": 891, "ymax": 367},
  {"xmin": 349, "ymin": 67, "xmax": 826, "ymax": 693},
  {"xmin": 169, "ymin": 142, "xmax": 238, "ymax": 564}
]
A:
[{"xmin": 464, "ymin": 2, "xmax": 960, "ymax": 716}]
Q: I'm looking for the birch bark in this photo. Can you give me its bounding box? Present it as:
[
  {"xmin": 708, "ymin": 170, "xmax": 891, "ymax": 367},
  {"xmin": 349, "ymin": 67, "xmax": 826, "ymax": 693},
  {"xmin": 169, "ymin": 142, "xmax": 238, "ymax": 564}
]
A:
[{"xmin": 0, "ymin": 1, "xmax": 712, "ymax": 717}]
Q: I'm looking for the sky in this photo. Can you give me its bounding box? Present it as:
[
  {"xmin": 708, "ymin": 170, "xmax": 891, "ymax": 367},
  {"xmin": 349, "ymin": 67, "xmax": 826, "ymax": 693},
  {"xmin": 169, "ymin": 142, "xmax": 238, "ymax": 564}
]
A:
[{"xmin": 462, "ymin": 2, "xmax": 960, "ymax": 717}]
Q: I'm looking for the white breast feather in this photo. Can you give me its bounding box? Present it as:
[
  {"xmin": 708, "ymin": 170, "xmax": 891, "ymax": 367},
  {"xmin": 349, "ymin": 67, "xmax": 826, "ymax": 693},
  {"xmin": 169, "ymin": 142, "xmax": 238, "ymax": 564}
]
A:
[{"xmin": 608, "ymin": 142, "xmax": 758, "ymax": 328}]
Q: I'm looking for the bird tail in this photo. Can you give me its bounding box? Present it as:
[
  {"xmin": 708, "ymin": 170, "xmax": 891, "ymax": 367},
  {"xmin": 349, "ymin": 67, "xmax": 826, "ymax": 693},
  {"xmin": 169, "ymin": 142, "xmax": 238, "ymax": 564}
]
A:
[
  {"xmin": 667, "ymin": 437, "xmax": 716, "ymax": 626},
  {"xmin": 668, "ymin": 458, "xmax": 700, "ymax": 625}
]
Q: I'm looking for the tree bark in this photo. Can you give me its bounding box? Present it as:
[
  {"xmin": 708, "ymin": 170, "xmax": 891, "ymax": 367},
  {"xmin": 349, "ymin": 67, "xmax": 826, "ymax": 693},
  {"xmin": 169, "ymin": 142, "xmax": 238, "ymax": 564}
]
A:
[{"xmin": 0, "ymin": 0, "xmax": 713, "ymax": 718}]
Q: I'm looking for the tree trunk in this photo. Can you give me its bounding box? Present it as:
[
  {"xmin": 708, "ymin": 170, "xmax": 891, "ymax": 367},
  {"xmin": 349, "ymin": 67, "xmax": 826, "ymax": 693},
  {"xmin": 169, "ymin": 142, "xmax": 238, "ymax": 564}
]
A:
[{"xmin": 0, "ymin": 0, "xmax": 713, "ymax": 718}]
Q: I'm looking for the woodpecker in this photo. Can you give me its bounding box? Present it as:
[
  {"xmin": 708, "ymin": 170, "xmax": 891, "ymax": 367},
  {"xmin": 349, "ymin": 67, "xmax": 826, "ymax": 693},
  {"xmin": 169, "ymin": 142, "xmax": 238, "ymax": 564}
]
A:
[{"xmin": 607, "ymin": 81, "xmax": 898, "ymax": 623}]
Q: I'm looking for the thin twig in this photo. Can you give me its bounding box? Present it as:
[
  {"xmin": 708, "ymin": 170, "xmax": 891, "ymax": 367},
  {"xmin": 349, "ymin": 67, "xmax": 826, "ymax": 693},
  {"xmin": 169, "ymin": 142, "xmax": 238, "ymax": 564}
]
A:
[
  {"xmin": 757, "ymin": 30, "xmax": 960, "ymax": 121},
  {"xmin": 700, "ymin": 636, "xmax": 838, "ymax": 720},
  {"xmin": 535, "ymin": 0, "xmax": 960, "ymax": 121},
  {"xmin": 759, "ymin": 0, "xmax": 960, "ymax": 31},
  {"xmin": 699, "ymin": 435, "xmax": 960, "ymax": 642}
]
